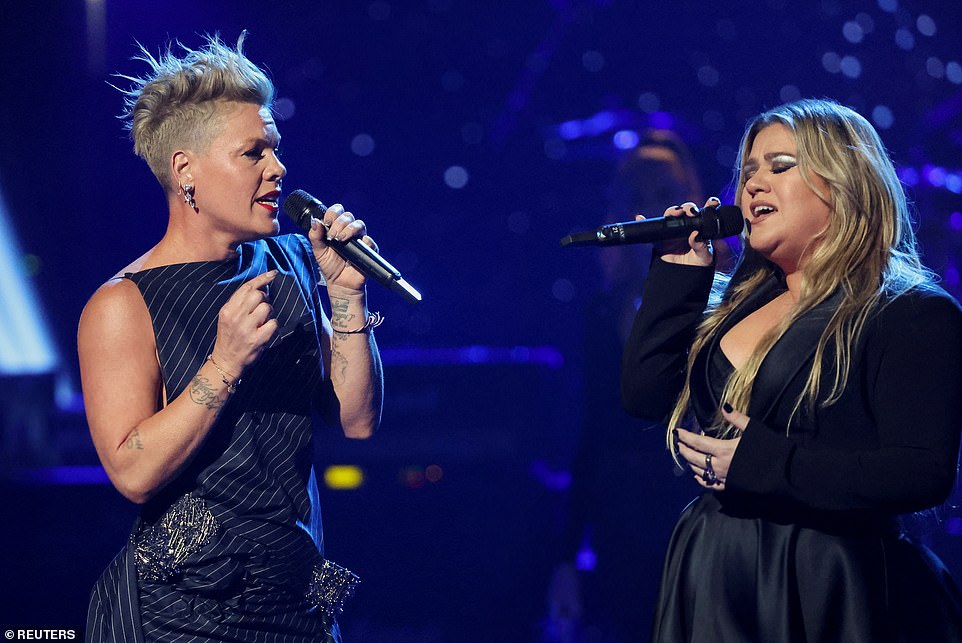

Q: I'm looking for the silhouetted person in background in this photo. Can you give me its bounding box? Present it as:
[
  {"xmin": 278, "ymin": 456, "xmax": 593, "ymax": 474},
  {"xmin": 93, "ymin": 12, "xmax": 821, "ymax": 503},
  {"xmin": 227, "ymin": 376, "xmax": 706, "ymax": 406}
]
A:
[{"xmin": 547, "ymin": 130, "xmax": 720, "ymax": 642}]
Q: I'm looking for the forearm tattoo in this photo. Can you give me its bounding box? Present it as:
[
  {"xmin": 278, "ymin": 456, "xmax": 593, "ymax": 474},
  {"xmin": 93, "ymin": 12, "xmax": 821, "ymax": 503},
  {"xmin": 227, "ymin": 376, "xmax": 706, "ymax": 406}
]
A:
[
  {"xmin": 190, "ymin": 375, "xmax": 225, "ymax": 410},
  {"xmin": 330, "ymin": 339, "xmax": 350, "ymax": 385},
  {"xmin": 123, "ymin": 428, "xmax": 144, "ymax": 450},
  {"xmin": 330, "ymin": 296, "xmax": 356, "ymax": 332}
]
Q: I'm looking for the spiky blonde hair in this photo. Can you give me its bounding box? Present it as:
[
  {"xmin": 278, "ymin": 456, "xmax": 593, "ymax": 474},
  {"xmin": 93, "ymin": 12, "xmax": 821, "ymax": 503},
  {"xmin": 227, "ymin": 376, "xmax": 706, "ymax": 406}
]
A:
[{"xmin": 117, "ymin": 31, "xmax": 274, "ymax": 191}]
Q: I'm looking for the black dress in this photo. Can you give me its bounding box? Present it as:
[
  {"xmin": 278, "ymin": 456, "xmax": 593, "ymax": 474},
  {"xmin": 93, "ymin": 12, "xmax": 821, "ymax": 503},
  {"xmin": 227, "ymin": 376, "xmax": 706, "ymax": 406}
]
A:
[
  {"xmin": 86, "ymin": 234, "xmax": 355, "ymax": 642},
  {"xmin": 622, "ymin": 258, "xmax": 962, "ymax": 642}
]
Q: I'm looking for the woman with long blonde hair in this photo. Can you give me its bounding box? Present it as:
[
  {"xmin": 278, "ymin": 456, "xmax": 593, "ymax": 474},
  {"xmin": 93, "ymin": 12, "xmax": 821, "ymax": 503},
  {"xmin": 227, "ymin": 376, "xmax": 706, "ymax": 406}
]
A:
[{"xmin": 622, "ymin": 98, "xmax": 962, "ymax": 641}]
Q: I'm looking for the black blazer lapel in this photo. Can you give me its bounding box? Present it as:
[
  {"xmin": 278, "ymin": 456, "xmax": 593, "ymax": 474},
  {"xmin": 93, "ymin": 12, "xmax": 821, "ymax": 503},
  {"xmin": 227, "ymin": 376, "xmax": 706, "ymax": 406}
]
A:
[
  {"xmin": 747, "ymin": 289, "xmax": 844, "ymax": 424},
  {"xmin": 689, "ymin": 275, "xmax": 783, "ymax": 424}
]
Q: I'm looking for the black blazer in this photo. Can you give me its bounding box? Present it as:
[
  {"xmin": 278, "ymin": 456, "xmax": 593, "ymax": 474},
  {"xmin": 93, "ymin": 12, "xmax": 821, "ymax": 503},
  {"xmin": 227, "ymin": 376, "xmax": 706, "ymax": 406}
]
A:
[{"xmin": 622, "ymin": 257, "xmax": 962, "ymax": 520}]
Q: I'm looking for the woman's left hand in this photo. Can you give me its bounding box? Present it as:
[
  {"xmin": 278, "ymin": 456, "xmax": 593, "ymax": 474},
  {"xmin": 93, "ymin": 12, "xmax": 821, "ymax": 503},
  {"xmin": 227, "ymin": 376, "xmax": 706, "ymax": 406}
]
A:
[
  {"xmin": 307, "ymin": 203, "xmax": 379, "ymax": 293},
  {"xmin": 675, "ymin": 405, "xmax": 750, "ymax": 490}
]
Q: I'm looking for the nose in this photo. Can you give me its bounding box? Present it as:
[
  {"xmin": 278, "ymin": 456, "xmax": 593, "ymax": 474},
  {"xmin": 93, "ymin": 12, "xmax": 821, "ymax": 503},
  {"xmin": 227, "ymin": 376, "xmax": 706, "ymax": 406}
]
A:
[
  {"xmin": 266, "ymin": 152, "xmax": 286, "ymax": 184},
  {"xmin": 744, "ymin": 171, "xmax": 768, "ymax": 197}
]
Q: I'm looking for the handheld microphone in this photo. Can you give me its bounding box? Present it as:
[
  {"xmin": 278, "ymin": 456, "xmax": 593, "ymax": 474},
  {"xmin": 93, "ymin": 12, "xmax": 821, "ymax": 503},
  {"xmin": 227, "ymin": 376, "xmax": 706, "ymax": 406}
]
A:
[
  {"xmin": 283, "ymin": 190, "xmax": 422, "ymax": 304},
  {"xmin": 560, "ymin": 205, "xmax": 744, "ymax": 248}
]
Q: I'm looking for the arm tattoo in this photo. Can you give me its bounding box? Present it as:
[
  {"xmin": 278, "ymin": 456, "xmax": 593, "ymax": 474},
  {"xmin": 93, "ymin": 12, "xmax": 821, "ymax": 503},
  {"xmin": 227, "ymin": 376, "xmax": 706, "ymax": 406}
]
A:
[
  {"xmin": 330, "ymin": 296, "xmax": 356, "ymax": 332},
  {"xmin": 123, "ymin": 428, "xmax": 144, "ymax": 450},
  {"xmin": 330, "ymin": 337, "xmax": 350, "ymax": 385},
  {"xmin": 190, "ymin": 375, "xmax": 225, "ymax": 410}
]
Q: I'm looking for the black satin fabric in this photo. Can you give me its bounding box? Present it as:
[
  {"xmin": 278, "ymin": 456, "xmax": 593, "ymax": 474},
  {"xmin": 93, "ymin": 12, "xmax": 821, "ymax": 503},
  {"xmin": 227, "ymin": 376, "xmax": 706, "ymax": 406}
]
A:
[
  {"xmin": 651, "ymin": 341, "xmax": 962, "ymax": 642},
  {"xmin": 652, "ymin": 492, "xmax": 962, "ymax": 643}
]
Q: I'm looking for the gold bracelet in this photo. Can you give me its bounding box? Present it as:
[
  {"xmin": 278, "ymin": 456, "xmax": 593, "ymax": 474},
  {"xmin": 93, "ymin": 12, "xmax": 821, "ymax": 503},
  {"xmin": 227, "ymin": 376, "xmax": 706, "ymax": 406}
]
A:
[
  {"xmin": 332, "ymin": 311, "xmax": 384, "ymax": 335},
  {"xmin": 207, "ymin": 353, "xmax": 241, "ymax": 394}
]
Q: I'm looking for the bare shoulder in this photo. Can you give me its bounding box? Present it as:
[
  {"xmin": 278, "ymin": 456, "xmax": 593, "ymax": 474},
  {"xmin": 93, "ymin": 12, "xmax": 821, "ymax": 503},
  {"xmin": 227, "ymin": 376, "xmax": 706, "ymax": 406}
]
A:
[
  {"xmin": 81, "ymin": 277, "xmax": 148, "ymax": 329},
  {"xmin": 78, "ymin": 277, "xmax": 154, "ymax": 359}
]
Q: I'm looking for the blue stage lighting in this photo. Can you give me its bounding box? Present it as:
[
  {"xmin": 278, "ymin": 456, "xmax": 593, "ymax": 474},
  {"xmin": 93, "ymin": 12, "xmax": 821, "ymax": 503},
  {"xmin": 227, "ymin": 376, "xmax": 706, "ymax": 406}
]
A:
[{"xmin": 0, "ymin": 194, "xmax": 58, "ymax": 374}]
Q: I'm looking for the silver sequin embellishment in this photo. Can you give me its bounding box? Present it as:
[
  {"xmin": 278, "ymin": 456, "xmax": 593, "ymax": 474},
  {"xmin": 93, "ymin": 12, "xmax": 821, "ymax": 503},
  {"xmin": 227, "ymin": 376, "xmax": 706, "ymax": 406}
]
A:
[
  {"xmin": 134, "ymin": 493, "xmax": 218, "ymax": 581},
  {"xmin": 306, "ymin": 559, "xmax": 361, "ymax": 616}
]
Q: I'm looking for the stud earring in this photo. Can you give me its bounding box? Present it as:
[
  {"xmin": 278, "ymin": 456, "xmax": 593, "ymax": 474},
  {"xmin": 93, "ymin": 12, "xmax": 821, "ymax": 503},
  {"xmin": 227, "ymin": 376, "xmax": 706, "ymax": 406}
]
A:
[{"xmin": 180, "ymin": 183, "xmax": 197, "ymax": 210}]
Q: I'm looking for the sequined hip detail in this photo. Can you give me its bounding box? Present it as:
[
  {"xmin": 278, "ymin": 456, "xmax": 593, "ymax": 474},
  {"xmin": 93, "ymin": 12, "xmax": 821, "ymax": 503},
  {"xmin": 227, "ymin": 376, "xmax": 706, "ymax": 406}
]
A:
[
  {"xmin": 307, "ymin": 559, "xmax": 361, "ymax": 617},
  {"xmin": 134, "ymin": 492, "xmax": 219, "ymax": 582}
]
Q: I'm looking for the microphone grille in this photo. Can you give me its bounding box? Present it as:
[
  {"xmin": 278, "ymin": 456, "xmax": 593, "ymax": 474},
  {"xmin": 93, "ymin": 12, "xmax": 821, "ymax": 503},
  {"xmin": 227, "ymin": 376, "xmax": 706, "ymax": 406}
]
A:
[
  {"xmin": 282, "ymin": 189, "xmax": 326, "ymax": 232},
  {"xmin": 714, "ymin": 205, "xmax": 745, "ymax": 238}
]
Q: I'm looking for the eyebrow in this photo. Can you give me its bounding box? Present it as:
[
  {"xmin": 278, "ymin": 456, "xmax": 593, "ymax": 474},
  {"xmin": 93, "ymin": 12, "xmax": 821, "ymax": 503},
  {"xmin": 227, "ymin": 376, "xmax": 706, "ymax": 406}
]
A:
[
  {"xmin": 239, "ymin": 134, "xmax": 282, "ymax": 148},
  {"xmin": 742, "ymin": 151, "xmax": 796, "ymax": 169}
]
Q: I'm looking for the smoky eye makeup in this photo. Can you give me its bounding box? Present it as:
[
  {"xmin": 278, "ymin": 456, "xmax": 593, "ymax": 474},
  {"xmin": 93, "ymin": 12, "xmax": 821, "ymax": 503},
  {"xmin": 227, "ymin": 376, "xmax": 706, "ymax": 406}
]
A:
[{"xmin": 770, "ymin": 154, "xmax": 798, "ymax": 173}]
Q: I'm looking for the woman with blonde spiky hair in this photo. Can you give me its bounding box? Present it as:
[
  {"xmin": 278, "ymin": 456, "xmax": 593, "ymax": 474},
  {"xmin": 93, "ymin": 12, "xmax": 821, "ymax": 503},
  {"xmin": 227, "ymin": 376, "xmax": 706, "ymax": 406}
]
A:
[
  {"xmin": 79, "ymin": 33, "xmax": 383, "ymax": 642},
  {"xmin": 622, "ymin": 99, "xmax": 962, "ymax": 641}
]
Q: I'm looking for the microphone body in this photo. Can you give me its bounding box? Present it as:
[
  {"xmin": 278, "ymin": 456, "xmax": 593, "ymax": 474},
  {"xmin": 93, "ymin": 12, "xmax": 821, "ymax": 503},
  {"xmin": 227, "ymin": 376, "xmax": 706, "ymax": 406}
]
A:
[
  {"xmin": 560, "ymin": 205, "xmax": 744, "ymax": 248},
  {"xmin": 283, "ymin": 190, "xmax": 422, "ymax": 304}
]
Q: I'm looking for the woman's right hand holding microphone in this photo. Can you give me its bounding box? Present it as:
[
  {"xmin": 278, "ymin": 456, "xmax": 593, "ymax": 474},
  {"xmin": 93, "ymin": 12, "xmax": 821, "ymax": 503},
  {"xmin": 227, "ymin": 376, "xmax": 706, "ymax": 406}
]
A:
[{"xmin": 643, "ymin": 197, "xmax": 720, "ymax": 267}]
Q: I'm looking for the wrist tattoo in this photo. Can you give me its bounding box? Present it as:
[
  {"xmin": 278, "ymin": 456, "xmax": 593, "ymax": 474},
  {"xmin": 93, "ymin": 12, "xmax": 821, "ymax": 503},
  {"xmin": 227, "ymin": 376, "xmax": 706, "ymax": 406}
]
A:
[
  {"xmin": 190, "ymin": 375, "xmax": 225, "ymax": 410},
  {"xmin": 123, "ymin": 428, "xmax": 144, "ymax": 450},
  {"xmin": 330, "ymin": 296, "xmax": 356, "ymax": 332}
]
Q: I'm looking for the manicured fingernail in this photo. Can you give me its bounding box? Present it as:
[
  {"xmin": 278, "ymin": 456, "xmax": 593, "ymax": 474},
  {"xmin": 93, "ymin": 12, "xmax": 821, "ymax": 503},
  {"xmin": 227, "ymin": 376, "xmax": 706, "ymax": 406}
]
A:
[
  {"xmin": 708, "ymin": 196, "xmax": 720, "ymax": 203},
  {"xmin": 723, "ymin": 402, "xmax": 733, "ymax": 413},
  {"xmin": 310, "ymin": 218, "xmax": 319, "ymax": 231}
]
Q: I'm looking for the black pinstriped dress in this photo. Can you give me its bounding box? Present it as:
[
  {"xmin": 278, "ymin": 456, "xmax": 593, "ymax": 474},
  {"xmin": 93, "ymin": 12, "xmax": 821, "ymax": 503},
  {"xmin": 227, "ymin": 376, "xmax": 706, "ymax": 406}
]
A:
[{"xmin": 86, "ymin": 234, "xmax": 349, "ymax": 643}]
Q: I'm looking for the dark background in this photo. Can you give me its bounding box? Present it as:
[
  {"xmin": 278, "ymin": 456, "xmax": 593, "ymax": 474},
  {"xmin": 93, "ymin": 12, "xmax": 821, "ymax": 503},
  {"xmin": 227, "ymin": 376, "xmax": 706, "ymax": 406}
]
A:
[{"xmin": 1, "ymin": 1, "xmax": 961, "ymax": 641}]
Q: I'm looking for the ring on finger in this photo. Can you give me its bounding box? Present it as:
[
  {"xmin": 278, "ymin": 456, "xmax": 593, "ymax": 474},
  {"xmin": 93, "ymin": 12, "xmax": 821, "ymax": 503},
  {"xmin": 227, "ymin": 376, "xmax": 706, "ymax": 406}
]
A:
[{"xmin": 702, "ymin": 453, "xmax": 718, "ymax": 485}]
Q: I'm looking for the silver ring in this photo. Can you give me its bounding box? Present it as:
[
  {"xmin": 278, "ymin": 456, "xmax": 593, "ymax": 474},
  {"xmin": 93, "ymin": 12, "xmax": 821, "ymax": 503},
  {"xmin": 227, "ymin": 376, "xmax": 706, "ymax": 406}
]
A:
[{"xmin": 702, "ymin": 453, "xmax": 718, "ymax": 485}]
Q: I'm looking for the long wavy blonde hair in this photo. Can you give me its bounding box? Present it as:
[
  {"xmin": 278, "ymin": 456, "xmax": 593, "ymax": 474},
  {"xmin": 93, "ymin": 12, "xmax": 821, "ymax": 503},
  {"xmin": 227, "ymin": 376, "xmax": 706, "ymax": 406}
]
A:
[{"xmin": 667, "ymin": 99, "xmax": 935, "ymax": 456}]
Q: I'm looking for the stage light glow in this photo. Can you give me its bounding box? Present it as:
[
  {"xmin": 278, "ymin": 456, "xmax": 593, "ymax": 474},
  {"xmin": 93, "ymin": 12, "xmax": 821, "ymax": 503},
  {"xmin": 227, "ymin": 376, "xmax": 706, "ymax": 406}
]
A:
[
  {"xmin": 585, "ymin": 111, "xmax": 616, "ymax": 136},
  {"xmin": 916, "ymin": 14, "xmax": 937, "ymax": 37},
  {"xmin": 840, "ymin": 55, "xmax": 862, "ymax": 79},
  {"xmin": 558, "ymin": 120, "xmax": 582, "ymax": 140},
  {"xmin": 925, "ymin": 165, "xmax": 947, "ymax": 187},
  {"xmin": 637, "ymin": 92, "xmax": 660, "ymax": 113},
  {"xmin": 612, "ymin": 130, "xmax": 639, "ymax": 150},
  {"xmin": 273, "ymin": 97, "xmax": 296, "ymax": 121},
  {"xmin": 877, "ymin": 0, "xmax": 897, "ymax": 13},
  {"xmin": 443, "ymin": 165, "xmax": 469, "ymax": 189},
  {"xmin": 898, "ymin": 167, "xmax": 920, "ymax": 186},
  {"xmin": 576, "ymin": 544, "xmax": 597, "ymax": 571},
  {"xmin": 351, "ymin": 133, "xmax": 376, "ymax": 157},
  {"xmin": 822, "ymin": 51, "xmax": 842, "ymax": 73},
  {"xmin": 400, "ymin": 465, "xmax": 426, "ymax": 489},
  {"xmin": 946, "ymin": 175, "xmax": 962, "ymax": 194},
  {"xmin": 323, "ymin": 465, "xmax": 365, "ymax": 490},
  {"xmin": 895, "ymin": 28, "xmax": 915, "ymax": 50},
  {"xmin": 843, "ymin": 21, "xmax": 865, "ymax": 44},
  {"xmin": 945, "ymin": 265, "xmax": 960, "ymax": 287},
  {"xmin": 947, "ymin": 62, "xmax": 962, "ymax": 84},
  {"xmin": 0, "ymin": 194, "xmax": 58, "ymax": 374},
  {"xmin": 926, "ymin": 57, "xmax": 945, "ymax": 79},
  {"xmin": 697, "ymin": 65, "xmax": 720, "ymax": 87},
  {"xmin": 871, "ymin": 105, "xmax": 894, "ymax": 129},
  {"xmin": 649, "ymin": 111, "xmax": 675, "ymax": 130},
  {"xmin": 425, "ymin": 464, "xmax": 443, "ymax": 483}
]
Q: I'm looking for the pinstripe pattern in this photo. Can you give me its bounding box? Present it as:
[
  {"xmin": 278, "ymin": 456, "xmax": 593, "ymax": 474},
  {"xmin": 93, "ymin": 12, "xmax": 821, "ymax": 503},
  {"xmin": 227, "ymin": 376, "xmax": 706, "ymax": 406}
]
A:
[{"xmin": 87, "ymin": 235, "xmax": 340, "ymax": 642}]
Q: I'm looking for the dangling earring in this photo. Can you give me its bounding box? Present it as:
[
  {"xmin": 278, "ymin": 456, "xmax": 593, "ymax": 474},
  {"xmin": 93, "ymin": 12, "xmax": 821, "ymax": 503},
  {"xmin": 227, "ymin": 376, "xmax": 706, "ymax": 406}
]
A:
[{"xmin": 180, "ymin": 183, "xmax": 197, "ymax": 210}]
